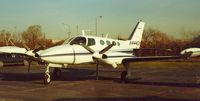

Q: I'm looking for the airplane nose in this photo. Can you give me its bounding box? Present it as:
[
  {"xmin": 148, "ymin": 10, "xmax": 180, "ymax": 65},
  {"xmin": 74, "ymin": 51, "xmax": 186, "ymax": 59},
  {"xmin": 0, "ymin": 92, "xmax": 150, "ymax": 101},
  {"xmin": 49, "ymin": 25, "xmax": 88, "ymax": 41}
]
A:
[
  {"xmin": 180, "ymin": 50, "xmax": 186, "ymax": 55},
  {"xmin": 180, "ymin": 49, "xmax": 193, "ymax": 57},
  {"xmin": 39, "ymin": 45, "xmax": 74, "ymax": 64}
]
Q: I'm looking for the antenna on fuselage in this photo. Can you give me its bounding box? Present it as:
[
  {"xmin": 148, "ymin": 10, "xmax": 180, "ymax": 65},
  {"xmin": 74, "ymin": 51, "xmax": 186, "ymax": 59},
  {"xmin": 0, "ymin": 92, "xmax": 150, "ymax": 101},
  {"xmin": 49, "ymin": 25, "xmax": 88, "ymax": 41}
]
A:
[
  {"xmin": 82, "ymin": 30, "xmax": 85, "ymax": 36},
  {"xmin": 81, "ymin": 30, "xmax": 93, "ymax": 36}
]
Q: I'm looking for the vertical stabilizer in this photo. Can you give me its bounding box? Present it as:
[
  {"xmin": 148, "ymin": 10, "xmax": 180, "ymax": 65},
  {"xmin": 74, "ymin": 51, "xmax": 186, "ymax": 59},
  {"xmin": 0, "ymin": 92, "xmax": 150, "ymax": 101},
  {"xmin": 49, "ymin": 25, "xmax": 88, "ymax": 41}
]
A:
[
  {"xmin": 128, "ymin": 21, "xmax": 145, "ymax": 48},
  {"xmin": 128, "ymin": 21, "xmax": 145, "ymax": 41}
]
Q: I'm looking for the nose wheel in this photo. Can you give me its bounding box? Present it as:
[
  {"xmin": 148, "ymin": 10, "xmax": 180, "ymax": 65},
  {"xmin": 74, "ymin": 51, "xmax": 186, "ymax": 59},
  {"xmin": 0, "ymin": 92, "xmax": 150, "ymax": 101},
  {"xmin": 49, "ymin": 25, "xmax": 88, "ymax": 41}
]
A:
[
  {"xmin": 44, "ymin": 73, "xmax": 51, "ymax": 85},
  {"xmin": 44, "ymin": 64, "xmax": 51, "ymax": 85}
]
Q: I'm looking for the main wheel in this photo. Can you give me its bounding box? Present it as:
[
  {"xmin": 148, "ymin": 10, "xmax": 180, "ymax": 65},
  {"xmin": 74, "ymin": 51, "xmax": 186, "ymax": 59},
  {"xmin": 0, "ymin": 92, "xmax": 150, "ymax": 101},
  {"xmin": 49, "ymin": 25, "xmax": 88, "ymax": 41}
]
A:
[
  {"xmin": 53, "ymin": 68, "xmax": 62, "ymax": 79},
  {"xmin": 44, "ymin": 73, "xmax": 51, "ymax": 85},
  {"xmin": 121, "ymin": 71, "xmax": 128, "ymax": 83}
]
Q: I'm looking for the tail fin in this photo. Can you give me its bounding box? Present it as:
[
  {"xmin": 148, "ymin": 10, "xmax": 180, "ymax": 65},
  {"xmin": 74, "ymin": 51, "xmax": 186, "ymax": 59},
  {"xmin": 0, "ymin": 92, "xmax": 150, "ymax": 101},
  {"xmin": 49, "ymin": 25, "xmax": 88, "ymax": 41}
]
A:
[{"xmin": 128, "ymin": 20, "xmax": 145, "ymax": 48}]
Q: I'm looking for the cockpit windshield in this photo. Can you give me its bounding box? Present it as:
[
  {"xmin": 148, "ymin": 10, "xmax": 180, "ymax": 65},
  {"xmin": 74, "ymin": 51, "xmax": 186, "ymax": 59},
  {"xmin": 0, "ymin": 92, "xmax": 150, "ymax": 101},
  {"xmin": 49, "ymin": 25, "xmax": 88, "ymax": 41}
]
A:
[
  {"xmin": 63, "ymin": 38, "xmax": 73, "ymax": 44},
  {"xmin": 69, "ymin": 37, "xmax": 86, "ymax": 45}
]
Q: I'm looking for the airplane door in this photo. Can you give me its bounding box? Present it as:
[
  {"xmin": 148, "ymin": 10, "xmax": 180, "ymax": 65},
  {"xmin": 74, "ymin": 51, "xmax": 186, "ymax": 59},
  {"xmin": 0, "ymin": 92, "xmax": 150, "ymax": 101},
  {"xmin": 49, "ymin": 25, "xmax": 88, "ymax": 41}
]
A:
[{"xmin": 72, "ymin": 45, "xmax": 93, "ymax": 64}]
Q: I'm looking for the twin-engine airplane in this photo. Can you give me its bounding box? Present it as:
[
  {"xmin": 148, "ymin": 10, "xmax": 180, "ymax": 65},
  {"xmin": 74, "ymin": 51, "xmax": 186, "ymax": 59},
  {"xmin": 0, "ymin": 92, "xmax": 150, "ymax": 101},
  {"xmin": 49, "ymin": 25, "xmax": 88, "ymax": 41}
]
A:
[{"xmin": 0, "ymin": 20, "xmax": 199, "ymax": 85}]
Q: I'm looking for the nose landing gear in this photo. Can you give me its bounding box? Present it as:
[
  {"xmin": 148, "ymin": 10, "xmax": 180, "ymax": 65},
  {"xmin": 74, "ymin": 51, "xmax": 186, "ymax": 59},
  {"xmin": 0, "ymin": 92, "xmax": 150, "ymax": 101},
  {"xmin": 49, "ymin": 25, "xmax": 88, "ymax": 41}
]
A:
[
  {"xmin": 43, "ymin": 64, "xmax": 63, "ymax": 85},
  {"xmin": 44, "ymin": 64, "xmax": 51, "ymax": 85}
]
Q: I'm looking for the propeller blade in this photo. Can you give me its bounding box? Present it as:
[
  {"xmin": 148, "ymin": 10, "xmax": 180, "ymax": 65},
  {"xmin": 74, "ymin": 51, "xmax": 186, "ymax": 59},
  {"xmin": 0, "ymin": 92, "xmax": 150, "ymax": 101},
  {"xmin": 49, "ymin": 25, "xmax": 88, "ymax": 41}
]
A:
[
  {"xmin": 96, "ymin": 60, "xmax": 99, "ymax": 80},
  {"xmin": 22, "ymin": 43, "xmax": 30, "ymax": 51},
  {"xmin": 99, "ymin": 43, "xmax": 114, "ymax": 54},
  {"xmin": 81, "ymin": 44, "xmax": 95, "ymax": 54},
  {"xmin": 33, "ymin": 46, "xmax": 44, "ymax": 53},
  {"xmin": 183, "ymin": 51, "xmax": 193, "ymax": 58},
  {"xmin": 27, "ymin": 61, "xmax": 31, "ymax": 72}
]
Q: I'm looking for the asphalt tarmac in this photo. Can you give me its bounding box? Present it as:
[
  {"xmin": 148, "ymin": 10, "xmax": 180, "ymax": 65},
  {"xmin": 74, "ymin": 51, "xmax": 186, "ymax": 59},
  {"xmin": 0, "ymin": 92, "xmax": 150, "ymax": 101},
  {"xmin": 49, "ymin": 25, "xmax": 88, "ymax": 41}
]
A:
[{"xmin": 0, "ymin": 62, "xmax": 200, "ymax": 101}]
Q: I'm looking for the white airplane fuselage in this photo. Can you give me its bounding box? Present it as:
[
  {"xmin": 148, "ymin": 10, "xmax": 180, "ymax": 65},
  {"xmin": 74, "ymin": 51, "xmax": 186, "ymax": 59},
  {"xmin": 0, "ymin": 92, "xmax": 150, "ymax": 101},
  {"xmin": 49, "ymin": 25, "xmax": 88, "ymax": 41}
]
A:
[
  {"xmin": 39, "ymin": 21, "xmax": 145, "ymax": 69},
  {"xmin": 39, "ymin": 35, "xmax": 139, "ymax": 67}
]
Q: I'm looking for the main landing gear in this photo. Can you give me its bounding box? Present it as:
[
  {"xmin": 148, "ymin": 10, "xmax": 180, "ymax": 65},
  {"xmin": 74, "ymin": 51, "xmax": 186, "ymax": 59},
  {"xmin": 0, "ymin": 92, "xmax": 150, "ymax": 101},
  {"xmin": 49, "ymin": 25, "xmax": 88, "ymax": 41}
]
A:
[
  {"xmin": 121, "ymin": 63, "xmax": 131, "ymax": 83},
  {"xmin": 121, "ymin": 71, "xmax": 128, "ymax": 83}
]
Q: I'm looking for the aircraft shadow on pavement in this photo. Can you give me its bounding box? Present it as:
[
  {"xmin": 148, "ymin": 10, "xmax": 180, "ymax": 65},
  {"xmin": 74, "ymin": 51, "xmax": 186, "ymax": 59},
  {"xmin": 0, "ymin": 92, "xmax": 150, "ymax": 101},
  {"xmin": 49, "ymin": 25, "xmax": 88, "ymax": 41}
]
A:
[
  {"xmin": 53, "ymin": 96, "xmax": 198, "ymax": 101},
  {"xmin": 0, "ymin": 68, "xmax": 199, "ymax": 88},
  {"xmin": 0, "ymin": 68, "xmax": 95, "ymax": 82}
]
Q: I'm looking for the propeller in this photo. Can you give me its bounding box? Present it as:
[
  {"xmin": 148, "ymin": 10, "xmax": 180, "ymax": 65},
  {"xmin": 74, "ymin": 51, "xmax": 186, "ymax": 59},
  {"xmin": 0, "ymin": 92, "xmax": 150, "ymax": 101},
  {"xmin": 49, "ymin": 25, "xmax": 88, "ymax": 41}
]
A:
[
  {"xmin": 21, "ymin": 43, "xmax": 32, "ymax": 72},
  {"xmin": 81, "ymin": 43, "xmax": 114, "ymax": 80},
  {"xmin": 182, "ymin": 51, "xmax": 193, "ymax": 58},
  {"xmin": 23, "ymin": 44, "xmax": 44, "ymax": 72}
]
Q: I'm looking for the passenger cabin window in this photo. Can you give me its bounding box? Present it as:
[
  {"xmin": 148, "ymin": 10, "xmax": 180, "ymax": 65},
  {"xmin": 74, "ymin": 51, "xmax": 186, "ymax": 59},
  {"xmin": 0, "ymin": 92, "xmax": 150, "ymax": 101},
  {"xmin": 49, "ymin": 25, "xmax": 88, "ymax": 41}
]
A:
[
  {"xmin": 117, "ymin": 42, "xmax": 120, "ymax": 46},
  {"xmin": 106, "ymin": 40, "xmax": 111, "ymax": 45},
  {"xmin": 87, "ymin": 38, "xmax": 95, "ymax": 46},
  {"xmin": 70, "ymin": 37, "xmax": 86, "ymax": 45},
  {"xmin": 100, "ymin": 40, "xmax": 105, "ymax": 45},
  {"xmin": 112, "ymin": 41, "xmax": 116, "ymax": 46}
]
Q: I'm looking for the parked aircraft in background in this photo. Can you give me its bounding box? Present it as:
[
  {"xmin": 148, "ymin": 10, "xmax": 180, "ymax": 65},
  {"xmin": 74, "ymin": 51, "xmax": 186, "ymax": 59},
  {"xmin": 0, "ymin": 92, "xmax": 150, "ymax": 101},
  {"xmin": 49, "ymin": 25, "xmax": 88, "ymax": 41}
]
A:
[
  {"xmin": 181, "ymin": 48, "xmax": 200, "ymax": 58},
  {"xmin": 0, "ymin": 20, "xmax": 198, "ymax": 85}
]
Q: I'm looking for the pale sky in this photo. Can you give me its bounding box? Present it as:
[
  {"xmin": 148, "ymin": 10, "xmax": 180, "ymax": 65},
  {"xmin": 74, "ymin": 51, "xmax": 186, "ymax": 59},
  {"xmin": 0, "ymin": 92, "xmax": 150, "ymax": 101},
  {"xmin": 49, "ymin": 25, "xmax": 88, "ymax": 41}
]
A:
[{"xmin": 0, "ymin": 0, "xmax": 200, "ymax": 39}]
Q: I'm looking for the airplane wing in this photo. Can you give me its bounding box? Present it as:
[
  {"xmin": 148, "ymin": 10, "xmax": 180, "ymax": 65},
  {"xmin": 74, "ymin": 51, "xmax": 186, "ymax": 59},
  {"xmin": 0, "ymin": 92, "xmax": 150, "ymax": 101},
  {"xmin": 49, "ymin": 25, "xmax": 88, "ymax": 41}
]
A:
[{"xmin": 122, "ymin": 56, "xmax": 182, "ymax": 64}]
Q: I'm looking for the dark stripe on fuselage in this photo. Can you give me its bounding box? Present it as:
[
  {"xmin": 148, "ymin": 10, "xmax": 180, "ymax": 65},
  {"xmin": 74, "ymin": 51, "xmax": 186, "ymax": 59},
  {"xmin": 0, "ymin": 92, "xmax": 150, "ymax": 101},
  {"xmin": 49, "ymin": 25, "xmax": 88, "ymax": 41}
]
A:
[
  {"xmin": 106, "ymin": 56, "xmax": 134, "ymax": 58},
  {"xmin": 40, "ymin": 52, "xmax": 134, "ymax": 59},
  {"xmin": 40, "ymin": 53, "xmax": 92, "ymax": 58}
]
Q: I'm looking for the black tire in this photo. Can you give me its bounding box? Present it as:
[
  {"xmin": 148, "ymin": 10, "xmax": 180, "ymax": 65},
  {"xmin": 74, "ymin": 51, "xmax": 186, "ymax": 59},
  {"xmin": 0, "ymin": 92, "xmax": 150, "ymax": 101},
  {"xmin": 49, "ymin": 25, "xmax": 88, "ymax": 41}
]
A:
[
  {"xmin": 121, "ymin": 71, "xmax": 128, "ymax": 83},
  {"xmin": 53, "ymin": 68, "xmax": 62, "ymax": 79},
  {"xmin": 44, "ymin": 74, "xmax": 51, "ymax": 85}
]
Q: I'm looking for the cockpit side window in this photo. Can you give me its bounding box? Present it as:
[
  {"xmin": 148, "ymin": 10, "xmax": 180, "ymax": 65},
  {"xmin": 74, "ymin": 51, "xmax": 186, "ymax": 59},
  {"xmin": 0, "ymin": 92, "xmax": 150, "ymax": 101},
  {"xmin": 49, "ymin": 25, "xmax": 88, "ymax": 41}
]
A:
[
  {"xmin": 70, "ymin": 37, "xmax": 86, "ymax": 45},
  {"xmin": 87, "ymin": 38, "xmax": 95, "ymax": 46}
]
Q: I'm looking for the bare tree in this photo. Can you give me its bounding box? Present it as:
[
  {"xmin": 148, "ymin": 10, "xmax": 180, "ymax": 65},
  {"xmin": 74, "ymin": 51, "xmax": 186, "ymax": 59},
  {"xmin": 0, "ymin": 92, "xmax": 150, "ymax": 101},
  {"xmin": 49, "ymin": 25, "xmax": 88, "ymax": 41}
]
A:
[{"xmin": 21, "ymin": 25, "xmax": 44, "ymax": 49}]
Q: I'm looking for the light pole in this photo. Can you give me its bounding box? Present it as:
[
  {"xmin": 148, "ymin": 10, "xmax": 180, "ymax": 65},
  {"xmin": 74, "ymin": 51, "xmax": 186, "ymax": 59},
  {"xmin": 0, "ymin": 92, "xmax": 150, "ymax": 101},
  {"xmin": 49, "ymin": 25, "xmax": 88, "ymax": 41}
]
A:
[
  {"xmin": 95, "ymin": 16, "xmax": 102, "ymax": 36},
  {"xmin": 62, "ymin": 23, "xmax": 71, "ymax": 38}
]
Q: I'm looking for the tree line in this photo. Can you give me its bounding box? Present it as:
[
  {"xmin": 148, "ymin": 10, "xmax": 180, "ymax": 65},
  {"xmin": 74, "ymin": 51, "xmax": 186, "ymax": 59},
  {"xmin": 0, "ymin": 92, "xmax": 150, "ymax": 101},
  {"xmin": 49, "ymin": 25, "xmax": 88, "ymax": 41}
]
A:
[
  {"xmin": 0, "ymin": 25, "xmax": 57, "ymax": 49},
  {"xmin": 140, "ymin": 28, "xmax": 200, "ymax": 56},
  {"xmin": 0, "ymin": 25, "xmax": 199, "ymax": 56}
]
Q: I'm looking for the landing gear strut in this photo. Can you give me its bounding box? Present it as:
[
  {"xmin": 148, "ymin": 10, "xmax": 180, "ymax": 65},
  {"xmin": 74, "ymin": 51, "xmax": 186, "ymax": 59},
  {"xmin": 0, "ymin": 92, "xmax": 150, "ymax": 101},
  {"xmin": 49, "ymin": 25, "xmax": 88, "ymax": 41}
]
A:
[
  {"xmin": 44, "ymin": 73, "xmax": 51, "ymax": 85},
  {"xmin": 121, "ymin": 63, "xmax": 131, "ymax": 83},
  {"xmin": 44, "ymin": 64, "xmax": 51, "ymax": 85},
  {"xmin": 121, "ymin": 70, "xmax": 128, "ymax": 83}
]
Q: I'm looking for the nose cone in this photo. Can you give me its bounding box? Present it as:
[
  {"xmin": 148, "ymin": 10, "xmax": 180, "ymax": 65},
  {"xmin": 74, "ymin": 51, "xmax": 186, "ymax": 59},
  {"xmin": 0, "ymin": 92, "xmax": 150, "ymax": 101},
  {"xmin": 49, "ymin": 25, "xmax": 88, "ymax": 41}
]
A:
[
  {"xmin": 180, "ymin": 49, "xmax": 187, "ymax": 55},
  {"xmin": 39, "ymin": 45, "xmax": 74, "ymax": 64}
]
